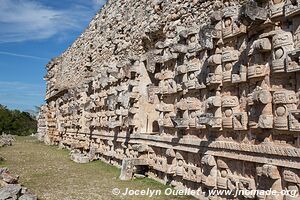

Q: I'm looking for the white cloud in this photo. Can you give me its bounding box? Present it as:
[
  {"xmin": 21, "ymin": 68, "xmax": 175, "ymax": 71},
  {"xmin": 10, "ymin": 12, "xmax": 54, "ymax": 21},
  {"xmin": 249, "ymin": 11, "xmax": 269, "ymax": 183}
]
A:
[{"xmin": 0, "ymin": 0, "xmax": 106, "ymax": 43}]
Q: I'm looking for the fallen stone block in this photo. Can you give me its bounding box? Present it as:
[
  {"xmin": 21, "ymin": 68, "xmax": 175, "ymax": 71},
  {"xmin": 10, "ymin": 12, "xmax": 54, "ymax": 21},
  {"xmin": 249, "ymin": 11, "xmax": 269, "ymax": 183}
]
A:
[
  {"xmin": 19, "ymin": 193, "xmax": 38, "ymax": 200},
  {"xmin": 70, "ymin": 152, "xmax": 90, "ymax": 164},
  {"xmin": 0, "ymin": 184, "xmax": 21, "ymax": 200},
  {"xmin": 1, "ymin": 172, "xmax": 19, "ymax": 184}
]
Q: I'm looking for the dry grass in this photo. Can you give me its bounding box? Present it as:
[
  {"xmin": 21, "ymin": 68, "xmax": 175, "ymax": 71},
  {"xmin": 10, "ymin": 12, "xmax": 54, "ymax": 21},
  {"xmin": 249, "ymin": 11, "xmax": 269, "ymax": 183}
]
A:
[{"xmin": 0, "ymin": 137, "xmax": 195, "ymax": 200}]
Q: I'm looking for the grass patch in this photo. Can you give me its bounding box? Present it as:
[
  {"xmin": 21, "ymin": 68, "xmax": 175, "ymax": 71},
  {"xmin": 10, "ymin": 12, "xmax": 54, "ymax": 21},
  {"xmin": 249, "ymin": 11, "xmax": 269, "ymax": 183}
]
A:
[{"xmin": 0, "ymin": 136, "xmax": 196, "ymax": 200}]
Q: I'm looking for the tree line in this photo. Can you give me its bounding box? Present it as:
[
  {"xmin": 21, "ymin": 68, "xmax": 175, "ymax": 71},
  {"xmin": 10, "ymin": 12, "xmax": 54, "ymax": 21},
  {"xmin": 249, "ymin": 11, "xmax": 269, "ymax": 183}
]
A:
[{"xmin": 0, "ymin": 104, "xmax": 37, "ymax": 136}]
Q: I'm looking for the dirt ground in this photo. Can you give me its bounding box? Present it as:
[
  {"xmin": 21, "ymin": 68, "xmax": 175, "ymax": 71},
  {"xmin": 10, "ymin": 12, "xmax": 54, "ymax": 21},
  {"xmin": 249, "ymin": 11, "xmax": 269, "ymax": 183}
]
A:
[{"xmin": 0, "ymin": 137, "xmax": 195, "ymax": 200}]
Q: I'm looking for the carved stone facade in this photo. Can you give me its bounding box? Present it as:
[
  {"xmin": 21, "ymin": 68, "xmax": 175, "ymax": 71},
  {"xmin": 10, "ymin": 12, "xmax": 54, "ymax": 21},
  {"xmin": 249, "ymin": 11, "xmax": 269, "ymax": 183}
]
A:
[{"xmin": 39, "ymin": 0, "xmax": 300, "ymax": 199}]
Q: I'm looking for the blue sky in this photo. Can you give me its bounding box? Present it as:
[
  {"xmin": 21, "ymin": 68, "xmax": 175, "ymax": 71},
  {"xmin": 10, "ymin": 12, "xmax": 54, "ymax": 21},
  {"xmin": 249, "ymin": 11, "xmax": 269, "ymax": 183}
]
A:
[{"xmin": 0, "ymin": 0, "xmax": 106, "ymax": 111}]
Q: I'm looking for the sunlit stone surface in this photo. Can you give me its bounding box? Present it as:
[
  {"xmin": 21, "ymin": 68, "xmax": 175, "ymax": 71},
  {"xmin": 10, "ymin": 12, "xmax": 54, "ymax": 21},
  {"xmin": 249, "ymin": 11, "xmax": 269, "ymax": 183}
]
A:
[{"xmin": 38, "ymin": 0, "xmax": 300, "ymax": 199}]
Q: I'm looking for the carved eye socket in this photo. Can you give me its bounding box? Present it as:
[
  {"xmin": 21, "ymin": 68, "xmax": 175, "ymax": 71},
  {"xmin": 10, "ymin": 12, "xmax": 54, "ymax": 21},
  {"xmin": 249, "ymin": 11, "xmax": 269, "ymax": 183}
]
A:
[
  {"xmin": 221, "ymin": 170, "xmax": 228, "ymax": 178},
  {"xmin": 190, "ymin": 36, "xmax": 196, "ymax": 42},
  {"xmin": 276, "ymin": 106, "xmax": 286, "ymax": 116},
  {"xmin": 224, "ymin": 18, "xmax": 232, "ymax": 27},
  {"xmin": 224, "ymin": 63, "xmax": 232, "ymax": 71},
  {"xmin": 190, "ymin": 73, "xmax": 195, "ymax": 79},
  {"xmin": 190, "ymin": 112, "xmax": 196, "ymax": 118},
  {"xmin": 275, "ymin": 48, "xmax": 284, "ymax": 59},
  {"xmin": 178, "ymin": 160, "xmax": 183, "ymax": 166},
  {"xmin": 273, "ymin": 0, "xmax": 283, "ymax": 4},
  {"xmin": 225, "ymin": 109, "xmax": 233, "ymax": 117}
]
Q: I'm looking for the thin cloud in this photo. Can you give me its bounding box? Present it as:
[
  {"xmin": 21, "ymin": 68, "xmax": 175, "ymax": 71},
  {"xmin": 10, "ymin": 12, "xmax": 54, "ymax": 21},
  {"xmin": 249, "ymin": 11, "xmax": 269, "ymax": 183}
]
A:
[
  {"xmin": 0, "ymin": 0, "xmax": 106, "ymax": 43},
  {"xmin": 0, "ymin": 51, "xmax": 48, "ymax": 60},
  {"xmin": 0, "ymin": 81, "xmax": 45, "ymax": 110},
  {"xmin": 0, "ymin": 81, "xmax": 44, "ymax": 92},
  {"xmin": 92, "ymin": 0, "xmax": 106, "ymax": 9}
]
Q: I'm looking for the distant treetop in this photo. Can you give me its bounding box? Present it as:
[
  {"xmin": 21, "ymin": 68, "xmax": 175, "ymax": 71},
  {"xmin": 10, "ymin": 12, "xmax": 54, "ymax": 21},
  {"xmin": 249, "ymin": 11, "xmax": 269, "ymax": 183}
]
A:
[{"xmin": 0, "ymin": 104, "xmax": 37, "ymax": 136}]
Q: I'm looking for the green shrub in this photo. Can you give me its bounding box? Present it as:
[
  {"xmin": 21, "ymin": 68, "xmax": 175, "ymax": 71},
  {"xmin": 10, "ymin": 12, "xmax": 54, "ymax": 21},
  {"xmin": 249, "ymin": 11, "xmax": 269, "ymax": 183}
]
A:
[{"xmin": 0, "ymin": 105, "xmax": 37, "ymax": 136}]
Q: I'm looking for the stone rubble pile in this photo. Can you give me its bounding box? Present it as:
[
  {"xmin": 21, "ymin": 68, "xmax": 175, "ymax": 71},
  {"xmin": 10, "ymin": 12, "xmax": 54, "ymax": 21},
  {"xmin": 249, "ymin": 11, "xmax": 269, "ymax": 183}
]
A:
[
  {"xmin": 0, "ymin": 168, "xmax": 37, "ymax": 200},
  {"xmin": 69, "ymin": 149, "xmax": 91, "ymax": 164},
  {"xmin": 0, "ymin": 135, "xmax": 15, "ymax": 148}
]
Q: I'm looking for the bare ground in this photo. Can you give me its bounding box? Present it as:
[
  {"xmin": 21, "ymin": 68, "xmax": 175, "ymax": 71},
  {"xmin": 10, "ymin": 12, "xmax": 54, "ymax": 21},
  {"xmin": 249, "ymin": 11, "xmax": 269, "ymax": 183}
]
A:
[{"xmin": 0, "ymin": 137, "xmax": 194, "ymax": 200}]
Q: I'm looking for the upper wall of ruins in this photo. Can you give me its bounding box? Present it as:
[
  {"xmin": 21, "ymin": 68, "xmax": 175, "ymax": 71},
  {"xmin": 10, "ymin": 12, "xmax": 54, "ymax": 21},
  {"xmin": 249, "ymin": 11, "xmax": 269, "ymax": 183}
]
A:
[
  {"xmin": 43, "ymin": 0, "xmax": 300, "ymax": 147},
  {"xmin": 45, "ymin": 0, "xmax": 215, "ymax": 99}
]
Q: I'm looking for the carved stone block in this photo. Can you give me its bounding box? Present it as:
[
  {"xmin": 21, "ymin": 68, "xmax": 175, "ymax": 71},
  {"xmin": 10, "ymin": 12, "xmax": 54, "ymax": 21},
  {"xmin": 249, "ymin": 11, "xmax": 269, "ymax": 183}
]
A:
[
  {"xmin": 270, "ymin": 0, "xmax": 285, "ymax": 18},
  {"xmin": 273, "ymin": 90, "xmax": 297, "ymax": 130},
  {"xmin": 233, "ymin": 112, "xmax": 248, "ymax": 130},
  {"xmin": 171, "ymin": 117, "xmax": 189, "ymax": 129},
  {"xmin": 272, "ymin": 31, "xmax": 294, "ymax": 73},
  {"xmin": 223, "ymin": 6, "xmax": 246, "ymax": 39},
  {"xmin": 286, "ymin": 49, "xmax": 300, "ymax": 72},
  {"xmin": 244, "ymin": 1, "xmax": 268, "ymax": 22},
  {"xmin": 289, "ymin": 110, "xmax": 300, "ymax": 131},
  {"xmin": 285, "ymin": 0, "xmax": 300, "ymax": 17}
]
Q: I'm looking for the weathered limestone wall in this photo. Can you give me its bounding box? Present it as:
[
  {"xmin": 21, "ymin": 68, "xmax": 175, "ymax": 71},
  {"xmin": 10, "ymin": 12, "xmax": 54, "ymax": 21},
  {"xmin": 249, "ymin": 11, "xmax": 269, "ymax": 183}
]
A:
[{"xmin": 39, "ymin": 0, "xmax": 300, "ymax": 199}]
